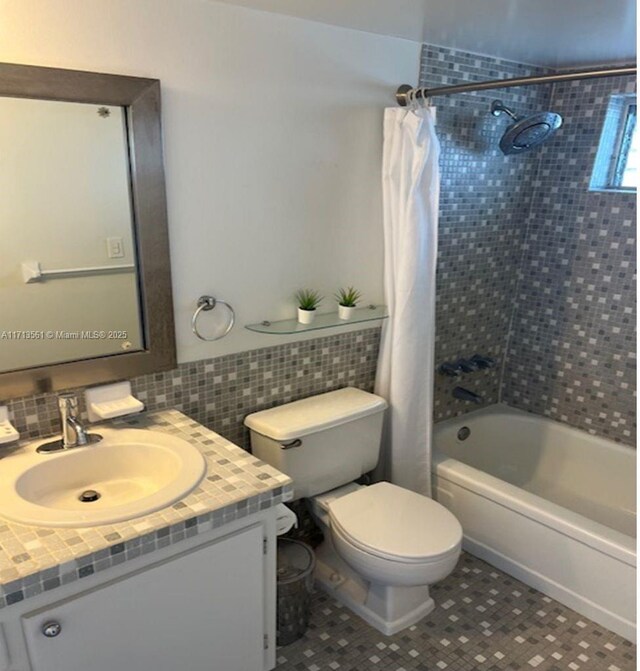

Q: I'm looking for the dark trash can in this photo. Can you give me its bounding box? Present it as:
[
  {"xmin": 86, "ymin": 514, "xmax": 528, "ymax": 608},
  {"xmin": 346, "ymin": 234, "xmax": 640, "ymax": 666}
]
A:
[{"xmin": 276, "ymin": 538, "xmax": 315, "ymax": 646}]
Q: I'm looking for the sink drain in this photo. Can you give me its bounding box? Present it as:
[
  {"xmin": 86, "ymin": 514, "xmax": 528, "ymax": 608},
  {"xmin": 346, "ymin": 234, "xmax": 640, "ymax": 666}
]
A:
[{"xmin": 78, "ymin": 490, "xmax": 101, "ymax": 503}]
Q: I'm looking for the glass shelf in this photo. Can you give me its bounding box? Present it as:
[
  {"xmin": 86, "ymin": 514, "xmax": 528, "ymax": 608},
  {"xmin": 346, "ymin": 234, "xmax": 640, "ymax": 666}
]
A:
[{"xmin": 245, "ymin": 305, "xmax": 388, "ymax": 335}]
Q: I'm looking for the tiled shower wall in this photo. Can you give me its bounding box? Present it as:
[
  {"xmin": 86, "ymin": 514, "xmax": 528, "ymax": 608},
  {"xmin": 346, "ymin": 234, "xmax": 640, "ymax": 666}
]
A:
[
  {"xmin": 502, "ymin": 75, "xmax": 637, "ymax": 444},
  {"xmin": 421, "ymin": 45, "xmax": 636, "ymax": 445},
  {"xmin": 419, "ymin": 46, "xmax": 552, "ymax": 419},
  {"xmin": 4, "ymin": 328, "xmax": 381, "ymax": 448}
]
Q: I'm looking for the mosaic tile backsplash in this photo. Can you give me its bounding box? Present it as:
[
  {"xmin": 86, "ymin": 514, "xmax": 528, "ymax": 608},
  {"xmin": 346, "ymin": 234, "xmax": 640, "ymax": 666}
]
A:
[
  {"xmin": 420, "ymin": 44, "xmax": 636, "ymax": 445},
  {"xmin": 3, "ymin": 328, "xmax": 381, "ymax": 448}
]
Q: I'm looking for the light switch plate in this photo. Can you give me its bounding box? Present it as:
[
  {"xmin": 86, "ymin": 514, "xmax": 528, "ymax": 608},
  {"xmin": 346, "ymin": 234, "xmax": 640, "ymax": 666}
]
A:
[{"xmin": 106, "ymin": 236, "xmax": 124, "ymax": 259}]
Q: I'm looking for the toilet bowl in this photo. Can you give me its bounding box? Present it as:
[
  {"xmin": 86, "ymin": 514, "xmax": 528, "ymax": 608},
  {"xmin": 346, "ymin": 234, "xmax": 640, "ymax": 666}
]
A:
[
  {"xmin": 244, "ymin": 387, "xmax": 463, "ymax": 635},
  {"xmin": 310, "ymin": 481, "xmax": 462, "ymax": 634},
  {"xmin": 327, "ymin": 482, "xmax": 461, "ymax": 585}
]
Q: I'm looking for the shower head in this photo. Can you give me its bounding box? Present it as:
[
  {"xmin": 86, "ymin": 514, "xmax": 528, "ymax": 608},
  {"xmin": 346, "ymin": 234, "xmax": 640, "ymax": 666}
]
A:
[{"xmin": 491, "ymin": 99, "xmax": 563, "ymax": 155}]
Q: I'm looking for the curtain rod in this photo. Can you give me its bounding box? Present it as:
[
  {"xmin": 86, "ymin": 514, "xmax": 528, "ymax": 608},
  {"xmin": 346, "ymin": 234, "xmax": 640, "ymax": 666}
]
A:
[{"xmin": 396, "ymin": 65, "xmax": 637, "ymax": 106}]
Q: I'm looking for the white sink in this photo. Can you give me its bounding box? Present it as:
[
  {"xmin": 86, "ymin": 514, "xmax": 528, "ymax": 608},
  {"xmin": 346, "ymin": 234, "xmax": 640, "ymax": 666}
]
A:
[{"xmin": 0, "ymin": 428, "xmax": 206, "ymax": 528}]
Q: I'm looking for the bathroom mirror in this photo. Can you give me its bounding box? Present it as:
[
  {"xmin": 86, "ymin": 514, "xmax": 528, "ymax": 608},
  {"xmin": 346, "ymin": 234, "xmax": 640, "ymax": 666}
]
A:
[{"xmin": 0, "ymin": 63, "xmax": 176, "ymax": 399}]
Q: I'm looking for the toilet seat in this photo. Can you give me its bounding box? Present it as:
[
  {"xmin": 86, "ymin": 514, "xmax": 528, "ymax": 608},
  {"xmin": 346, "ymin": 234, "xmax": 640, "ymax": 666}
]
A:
[{"xmin": 328, "ymin": 482, "xmax": 462, "ymax": 564}]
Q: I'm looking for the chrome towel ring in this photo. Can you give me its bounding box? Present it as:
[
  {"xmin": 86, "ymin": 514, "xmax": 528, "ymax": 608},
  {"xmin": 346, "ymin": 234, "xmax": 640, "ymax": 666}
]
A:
[{"xmin": 191, "ymin": 295, "xmax": 235, "ymax": 341}]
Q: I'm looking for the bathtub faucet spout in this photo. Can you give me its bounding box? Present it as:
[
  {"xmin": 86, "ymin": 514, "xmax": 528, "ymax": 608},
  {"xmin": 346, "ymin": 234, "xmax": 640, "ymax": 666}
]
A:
[{"xmin": 452, "ymin": 386, "xmax": 483, "ymax": 405}]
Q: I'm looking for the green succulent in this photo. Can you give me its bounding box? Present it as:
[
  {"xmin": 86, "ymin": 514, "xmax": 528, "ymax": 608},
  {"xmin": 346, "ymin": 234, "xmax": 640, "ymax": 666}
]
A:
[
  {"xmin": 296, "ymin": 289, "xmax": 323, "ymax": 311},
  {"xmin": 335, "ymin": 286, "xmax": 362, "ymax": 308}
]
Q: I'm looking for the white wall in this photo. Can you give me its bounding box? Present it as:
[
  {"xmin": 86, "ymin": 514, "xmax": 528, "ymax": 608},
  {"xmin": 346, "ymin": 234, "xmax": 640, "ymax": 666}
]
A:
[
  {"xmin": 0, "ymin": 0, "xmax": 420, "ymax": 364},
  {"xmin": 215, "ymin": 0, "xmax": 427, "ymax": 42}
]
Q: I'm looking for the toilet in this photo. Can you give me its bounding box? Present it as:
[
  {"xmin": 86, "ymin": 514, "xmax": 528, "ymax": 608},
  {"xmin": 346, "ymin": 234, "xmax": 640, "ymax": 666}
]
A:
[{"xmin": 245, "ymin": 387, "xmax": 462, "ymax": 636}]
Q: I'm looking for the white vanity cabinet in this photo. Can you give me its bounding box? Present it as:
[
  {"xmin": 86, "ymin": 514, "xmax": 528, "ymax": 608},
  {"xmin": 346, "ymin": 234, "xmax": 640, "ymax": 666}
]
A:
[{"xmin": 0, "ymin": 514, "xmax": 277, "ymax": 671}]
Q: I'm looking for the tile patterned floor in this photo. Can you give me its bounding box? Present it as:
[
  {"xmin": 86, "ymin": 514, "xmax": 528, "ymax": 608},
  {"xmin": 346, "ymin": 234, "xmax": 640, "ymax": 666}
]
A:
[{"xmin": 276, "ymin": 553, "xmax": 635, "ymax": 671}]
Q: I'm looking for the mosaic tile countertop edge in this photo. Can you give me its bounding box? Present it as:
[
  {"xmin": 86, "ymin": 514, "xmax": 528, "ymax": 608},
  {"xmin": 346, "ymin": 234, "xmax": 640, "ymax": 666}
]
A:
[{"xmin": 0, "ymin": 408, "xmax": 293, "ymax": 609}]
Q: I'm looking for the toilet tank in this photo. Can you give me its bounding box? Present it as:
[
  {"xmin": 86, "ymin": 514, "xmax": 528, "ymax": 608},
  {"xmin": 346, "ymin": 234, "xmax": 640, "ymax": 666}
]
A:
[{"xmin": 244, "ymin": 388, "xmax": 388, "ymax": 499}]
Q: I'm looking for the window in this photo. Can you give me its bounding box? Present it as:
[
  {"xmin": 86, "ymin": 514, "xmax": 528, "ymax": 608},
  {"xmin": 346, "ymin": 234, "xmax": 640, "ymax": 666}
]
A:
[
  {"xmin": 590, "ymin": 94, "xmax": 638, "ymax": 192},
  {"xmin": 614, "ymin": 102, "xmax": 638, "ymax": 188}
]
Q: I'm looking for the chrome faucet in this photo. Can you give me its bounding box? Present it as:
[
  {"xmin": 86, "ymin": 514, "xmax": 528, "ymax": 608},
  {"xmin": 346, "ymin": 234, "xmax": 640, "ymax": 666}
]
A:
[
  {"xmin": 58, "ymin": 393, "xmax": 90, "ymax": 448},
  {"xmin": 37, "ymin": 393, "xmax": 102, "ymax": 453}
]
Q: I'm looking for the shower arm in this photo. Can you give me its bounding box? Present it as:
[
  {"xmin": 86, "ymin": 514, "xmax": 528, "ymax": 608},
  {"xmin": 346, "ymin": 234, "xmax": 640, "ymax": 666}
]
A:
[
  {"xmin": 491, "ymin": 100, "xmax": 519, "ymax": 120},
  {"xmin": 396, "ymin": 65, "xmax": 637, "ymax": 106}
]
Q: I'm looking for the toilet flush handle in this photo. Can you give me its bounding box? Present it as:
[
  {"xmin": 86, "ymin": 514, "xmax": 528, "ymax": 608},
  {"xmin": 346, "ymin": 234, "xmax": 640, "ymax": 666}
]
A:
[{"xmin": 280, "ymin": 439, "xmax": 302, "ymax": 449}]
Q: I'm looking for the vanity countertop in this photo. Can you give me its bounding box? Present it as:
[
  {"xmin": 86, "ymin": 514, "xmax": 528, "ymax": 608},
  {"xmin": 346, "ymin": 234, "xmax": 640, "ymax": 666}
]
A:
[{"xmin": 0, "ymin": 409, "xmax": 293, "ymax": 608}]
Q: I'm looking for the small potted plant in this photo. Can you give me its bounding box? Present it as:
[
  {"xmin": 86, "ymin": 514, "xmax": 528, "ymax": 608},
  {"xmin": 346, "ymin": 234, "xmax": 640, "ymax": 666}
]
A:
[
  {"xmin": 296, "ymin": 289, "xmax": 323, "ymax": 324},
  {"xmin": 336, "ymin": 286, "xmax": 362, "ymax": 320}
]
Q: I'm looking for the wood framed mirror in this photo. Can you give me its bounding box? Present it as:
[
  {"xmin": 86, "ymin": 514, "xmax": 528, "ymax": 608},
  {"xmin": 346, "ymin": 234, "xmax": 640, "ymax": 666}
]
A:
[{"xmin": 0, "ymin": 62, "xmax": 176, "ymax": 399}]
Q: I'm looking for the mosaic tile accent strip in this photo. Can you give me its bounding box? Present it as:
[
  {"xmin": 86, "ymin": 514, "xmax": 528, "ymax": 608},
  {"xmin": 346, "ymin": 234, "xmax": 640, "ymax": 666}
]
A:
[
  {"xmin": 0, "ymin": 409, "xmax": 292, "ymax": 609},
  {"xmin": 502, "ymin": 75, "xmax": 637, "ymax": 444},
  {"xmin": 276, "ymin": 552, "xmax": 636, "ymax": 670},
  {"xmin": 3, "ymin": 327, "xmax": 381, "ymax": 447},
  {"xmin": 419, "ymin": 45, "xmax": 553, "ymax": 421}
]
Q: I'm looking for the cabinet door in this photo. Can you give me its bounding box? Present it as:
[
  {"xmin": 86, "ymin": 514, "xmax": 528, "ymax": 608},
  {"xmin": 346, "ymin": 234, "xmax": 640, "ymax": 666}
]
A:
[{"xmin": 22, "ymin": 525, "xmax": 265, "ymax": 671}]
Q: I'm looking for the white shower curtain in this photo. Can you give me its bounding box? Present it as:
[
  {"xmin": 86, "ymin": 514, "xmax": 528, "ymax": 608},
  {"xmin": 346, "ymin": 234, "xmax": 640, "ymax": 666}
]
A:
[{"xmin": 375, "ymin": 106, "xmax": 440, "ymax": 496}]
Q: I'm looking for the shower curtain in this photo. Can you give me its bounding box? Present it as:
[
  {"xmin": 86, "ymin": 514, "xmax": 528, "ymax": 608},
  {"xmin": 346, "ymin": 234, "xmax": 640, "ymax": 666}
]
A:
[{"xmin": 374, "ymin": 106, "xmax": 440, "ymax": 497}]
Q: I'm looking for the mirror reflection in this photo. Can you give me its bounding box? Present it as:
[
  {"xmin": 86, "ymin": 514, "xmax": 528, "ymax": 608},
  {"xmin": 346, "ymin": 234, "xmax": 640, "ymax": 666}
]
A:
[{"xmin": 0, "ymin": 96, "xmax": 143, "ymax": 373}]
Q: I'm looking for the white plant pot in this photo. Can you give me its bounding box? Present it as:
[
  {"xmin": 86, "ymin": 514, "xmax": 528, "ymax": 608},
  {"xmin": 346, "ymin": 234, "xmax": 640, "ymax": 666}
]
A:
[
  {"xmin": 338, "ymin": 305, "xmax": 356, "ymax": 320},
  {"xmin": 298, "ymin": 308, "xmax": 316, "ymax": 324}
]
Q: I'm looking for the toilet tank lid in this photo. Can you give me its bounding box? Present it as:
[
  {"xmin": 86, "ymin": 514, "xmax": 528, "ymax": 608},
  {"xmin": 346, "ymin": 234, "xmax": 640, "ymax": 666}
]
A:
[{"xmin": 244, "ymin": 388, "xmax": 388, "ymax": 441}]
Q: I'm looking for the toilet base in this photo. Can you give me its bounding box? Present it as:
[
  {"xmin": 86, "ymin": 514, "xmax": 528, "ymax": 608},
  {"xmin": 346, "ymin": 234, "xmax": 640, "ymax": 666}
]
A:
[{"xmin": 314, "ymin": 535, "xmax": 435, "ymax": 636}]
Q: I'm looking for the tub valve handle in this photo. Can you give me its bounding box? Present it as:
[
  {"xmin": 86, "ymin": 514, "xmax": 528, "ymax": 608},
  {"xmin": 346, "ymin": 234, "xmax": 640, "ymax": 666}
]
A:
[
  {"xmin": 455, "ymin": 359, "xmax": 479, "ymax": 373},
  {"xmin": 470, "ymin": 354, "xmax": 496, "ymax": 369},
  {"xmin": 437, "ymin": 362, "xmax": 461, "ymax": 377}
]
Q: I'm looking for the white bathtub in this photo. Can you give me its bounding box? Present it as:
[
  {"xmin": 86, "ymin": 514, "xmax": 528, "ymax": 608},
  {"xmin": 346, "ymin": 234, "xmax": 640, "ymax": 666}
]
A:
[{"xmin": 432, "ymin": 404, "xmax": 636, "ymax": 641}]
